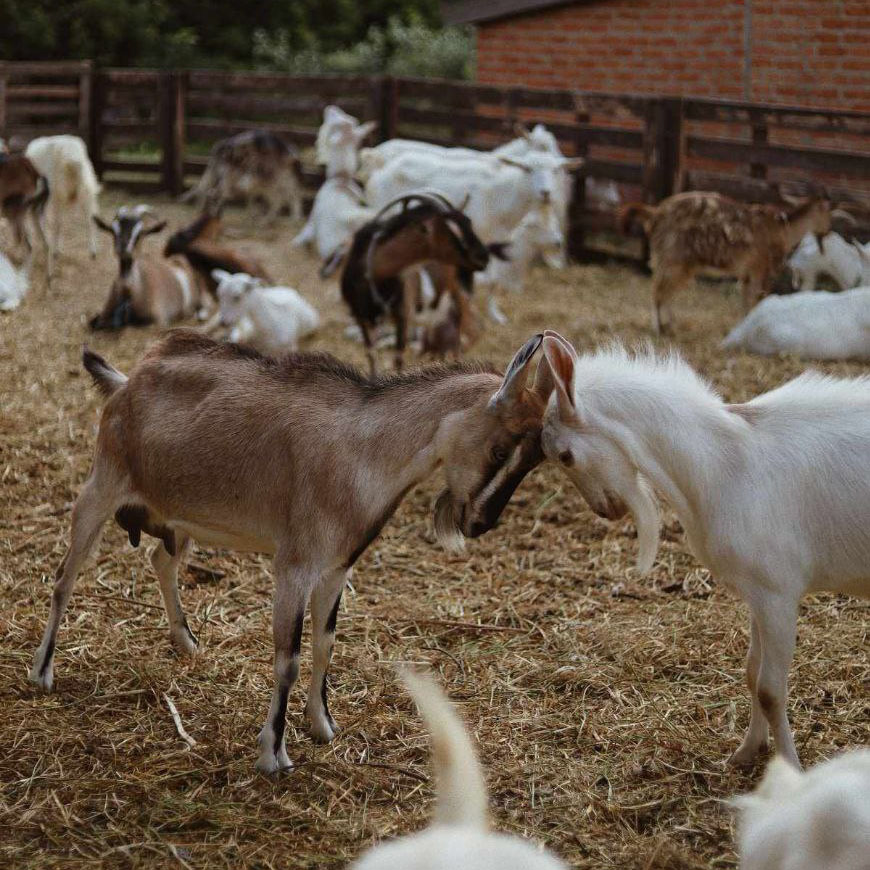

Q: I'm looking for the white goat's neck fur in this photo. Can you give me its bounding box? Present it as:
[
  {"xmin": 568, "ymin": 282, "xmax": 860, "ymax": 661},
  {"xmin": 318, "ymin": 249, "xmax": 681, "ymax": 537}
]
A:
[{"xmin": 571, "ymin": 347, "xmax": 741, "ymax": 562}]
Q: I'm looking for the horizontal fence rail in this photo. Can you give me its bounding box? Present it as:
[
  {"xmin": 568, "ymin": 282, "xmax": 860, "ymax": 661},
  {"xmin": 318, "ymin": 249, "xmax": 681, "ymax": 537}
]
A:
[{"xmin": 1, "ymin": 62, "xmax": 868, "ymax": 263}]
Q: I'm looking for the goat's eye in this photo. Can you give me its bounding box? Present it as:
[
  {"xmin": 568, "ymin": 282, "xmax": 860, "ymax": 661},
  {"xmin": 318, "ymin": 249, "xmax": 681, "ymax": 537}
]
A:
[
  {"xmin": 559, "ymin": 450, "xmax": 574, "ymax": 466},
  {"xmin": 491, "ymin": 445, "xmax": 509, "ymax": 463}
]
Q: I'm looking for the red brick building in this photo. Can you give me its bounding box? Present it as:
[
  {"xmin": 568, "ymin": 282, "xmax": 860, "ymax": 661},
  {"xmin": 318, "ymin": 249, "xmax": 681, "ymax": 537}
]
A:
[{"xmin": 443, "ymin": 0, "xmax": 870, "ymax": 111}]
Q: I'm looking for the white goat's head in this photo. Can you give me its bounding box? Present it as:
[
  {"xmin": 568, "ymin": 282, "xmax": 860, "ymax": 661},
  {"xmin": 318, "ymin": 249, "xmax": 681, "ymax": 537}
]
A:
[
  {"xmin": 499, "ymin": 151, "xmax": 584, "ymax": 205},
  {"xmin": 212, "ymin": 269, "xmax": 264, "ymax": 327}
]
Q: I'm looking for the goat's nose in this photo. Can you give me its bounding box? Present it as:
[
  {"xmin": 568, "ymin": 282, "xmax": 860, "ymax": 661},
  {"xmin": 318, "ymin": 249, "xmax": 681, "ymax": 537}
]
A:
[{"xmin": 541, "ymin": 190, "xmax": 551, "ymax": 203}]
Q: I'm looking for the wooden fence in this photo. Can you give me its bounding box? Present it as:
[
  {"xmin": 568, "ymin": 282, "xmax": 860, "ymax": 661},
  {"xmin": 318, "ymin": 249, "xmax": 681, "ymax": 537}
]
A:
[{"xmin": 2, "ymin": 62, "xmax": 869, "ymax": 262}]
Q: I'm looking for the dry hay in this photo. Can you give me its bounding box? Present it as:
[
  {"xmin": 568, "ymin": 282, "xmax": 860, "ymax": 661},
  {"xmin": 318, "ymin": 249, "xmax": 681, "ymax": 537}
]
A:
[{"xmin": 1, "ymin": 191, "xmax": 867, "ymax": 869}]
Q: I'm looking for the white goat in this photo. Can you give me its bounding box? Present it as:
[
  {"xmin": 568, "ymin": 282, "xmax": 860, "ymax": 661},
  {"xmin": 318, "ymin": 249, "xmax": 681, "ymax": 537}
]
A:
[
  {"xmin": 350, "ymin": 669, "xmax": 567, "ymax": 870},
  {"xmin": 538, "ymin": 331, "xmax": 870, "ymax": 768},
  {"xmin": 211, "ymin": 269, "xmax": 319, "ymax": 355},
  {"xmin": 0, "ymin": 247, "xmax": 29, "ymax": 311},
  {"xmin": 722, "ymin": 287, "xmax": 870, "ymax": 360},
  {"xmin": 735, "ymin": 750, "xmax": 870, "ymax": 870},
  {"xmin": 24, "ymin": 135, "xmax": 101, "ymax": 271},
  {"xmin": 291, "ymin": 176, "xmax": 373, "ymax": 266},
  {"xmin": 476, "ymin": 202, "xmax": 563, "ymax": 324},
  {"xmin": 788, "ymin": 232, "xmax": 870, "ymax": 291},
  {"xmin": 315, "ymin": 105, "xmax": 376, "ymax": 178}
]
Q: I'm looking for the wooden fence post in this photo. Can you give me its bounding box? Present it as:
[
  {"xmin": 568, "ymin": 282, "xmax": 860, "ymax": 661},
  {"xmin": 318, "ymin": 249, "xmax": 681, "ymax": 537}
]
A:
[
  {"xmin": 377, "ymin": 75, "xmax": 398, "ymax": 142},
  {"xmin": 160, "ymin": 71, "xmax": 186, "ymax": 195},
  {"xmin": 78, "ymin": 60, "xmax": 92, "ymax": 147},
  {"xmin": 749, "ymin": 107, "xmax": 768, "ymax": 180},
  {"xmin": 567, "ymin": 97, "xmax": 591, "ymax": 263},
  {"xmin": 0, "ymin": 62, "xmax": 7, "ymax": 141},
  {"xmin": 89, "ymin": 70, "xmax": 104, "ymax": 179}
]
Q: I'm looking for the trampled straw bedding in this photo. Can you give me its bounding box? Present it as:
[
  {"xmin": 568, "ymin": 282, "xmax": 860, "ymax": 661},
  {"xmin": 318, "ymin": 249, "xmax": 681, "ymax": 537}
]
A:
[{"xmin": 1, "ymin": 192, "xmax": 867, "ymax": 869}]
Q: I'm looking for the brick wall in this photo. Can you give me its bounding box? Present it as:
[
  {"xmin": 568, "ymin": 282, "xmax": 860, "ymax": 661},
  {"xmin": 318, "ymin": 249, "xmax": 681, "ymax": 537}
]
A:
[{"xmin": 475, "ymin": 0, "xmax": 870, "ymax": 110}]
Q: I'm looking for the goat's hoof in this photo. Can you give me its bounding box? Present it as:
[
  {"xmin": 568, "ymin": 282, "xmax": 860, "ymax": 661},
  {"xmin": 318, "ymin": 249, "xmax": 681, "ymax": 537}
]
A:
[
  {"xmin": 307, "ymin": 713, "xmax": 338, "ymax": 744},
  {"xmin": 726, "ymin": 743, "xmax": 766, "ymax": 768},
  {"xmin": 171, "ymin": 628, "xmax": 199, "ymax": 658},
  {"xmin": 256, "ymin": 740, "xmax": 293, "ymax": 775},
  {"xmin": 28, "ymin": 652, "xmax": 54, "ymax": 692}
]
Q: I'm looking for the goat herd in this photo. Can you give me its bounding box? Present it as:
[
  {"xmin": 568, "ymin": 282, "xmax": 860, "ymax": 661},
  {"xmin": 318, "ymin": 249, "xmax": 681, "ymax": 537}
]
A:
[{"xmin": 3, "ymin": 104, "xmax": 869, "ymax": 870}]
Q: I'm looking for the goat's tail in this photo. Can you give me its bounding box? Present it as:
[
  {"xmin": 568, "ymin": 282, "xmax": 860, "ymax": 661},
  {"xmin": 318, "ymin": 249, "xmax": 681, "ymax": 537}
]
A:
[
  {"xmin": 82, "ymin": 348, "xmax": 128, "ymax": 398},
  {"xmin": 399, "ymin": 668, "xmax": 489, "ymax": 831},
  {"xmin": 617, "ymin": 202, "xmax": 655, "ymax": 236}
]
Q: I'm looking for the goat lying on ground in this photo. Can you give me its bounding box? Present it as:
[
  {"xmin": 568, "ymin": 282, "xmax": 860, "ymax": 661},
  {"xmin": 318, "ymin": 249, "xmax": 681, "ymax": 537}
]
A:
[
  {"xmin": 735, "ymin": 750, "xmax": 870, "ymax": 870},
  {"xmin": 0, "ymin": 151, "xmax": 48, "ymax": 259},
  {"xmin": 341, "ymin": 192, "xmax": 503, "ymax": 373},
  {"xmin": 0, "ymin": 246, "xmax": 29, "ymax": 311},
  {"xmin": 722, "ymin": 286, "xmax": 870, "ymax": 360},
  {"xmin": 538, "ymin": 331, "xmax": 870, "ymax": 767},
  {"xmin": 30, "ymin": 330, "xmax": 550, "ymax": 773},
  {"xmin": 91, "ymin": 205, "xmax": 207, "ymax": 330},
  {"xmin": 209, "ymin": 269, "xmax": 319, "ymax": 355},
  {"xmin": 619, "ymin": 192, "xmax": 837, "ymax": 334},
  {"xmin": 788, "ymin": 231, "xmax": 870, "ymax": 291},
  {"xmin": 350, "ymin": 669, "xmax": 566, "ymax": 870},
  {"xmin": 25, "ymin": 134, "xmax": 101, "ymax": 273},
  {"xmin": 164, "ymin": 211, "xmax": 273, "ymax": 296},
  {"xmin": 181, "ymin": 130, "xmax": 304, "ymax": 224}
]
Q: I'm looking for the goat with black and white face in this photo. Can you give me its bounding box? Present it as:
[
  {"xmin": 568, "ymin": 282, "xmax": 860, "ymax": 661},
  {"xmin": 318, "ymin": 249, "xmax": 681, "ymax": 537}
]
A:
[
  {"xmin": 91, "ymin": 205, "xmax": 206, "ymax": 330},
  {"xmin": 29, "ymin": 330, "xmax": 550, "ymax": 774},
  {"xmin": 341, "ymin": 192, "xmax": 503, "ymax": 373}
]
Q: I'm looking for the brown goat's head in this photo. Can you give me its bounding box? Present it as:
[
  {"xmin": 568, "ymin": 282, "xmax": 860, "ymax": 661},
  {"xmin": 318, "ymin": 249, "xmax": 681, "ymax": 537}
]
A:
[
  {"xmin": 434, "ymin": 334, "xmax": 550, "ymax": 544},
  {"xmin": 94, "ymin": 205, "xmax": 166, "ymax": 275}
]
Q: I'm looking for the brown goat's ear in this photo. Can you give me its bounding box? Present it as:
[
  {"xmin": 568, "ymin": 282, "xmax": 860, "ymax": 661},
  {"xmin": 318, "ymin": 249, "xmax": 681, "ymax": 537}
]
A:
[
  {"xmin": 490, "ymin": 333, "xmax": 543, "ymax": 408},
  {"xmin": 542, "ymin": 334, "xmax": 576, "ymax": 419},
  {"xmin": 93, "ymin": 215, "xmax": 114, "ymax": 235},
  {"xmin": 140, "ymin": 220, "xmax": 167, "ymax": 237}
]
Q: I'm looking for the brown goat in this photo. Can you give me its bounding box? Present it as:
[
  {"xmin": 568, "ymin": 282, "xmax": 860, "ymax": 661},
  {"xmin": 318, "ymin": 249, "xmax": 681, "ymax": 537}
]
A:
[
  {"xmin": 341, "ymin": 193, "xmax": 501, "ymax": 373},
  {"xmin": 29, "ymin": 329, "xmax": 551, "ymax": 773},
  {"xmin": 619, "ymin": 191, "xmax": 836, "ymax": 334},
  {"xmin": 0, "ymin": 152, "xmax": 48, "ymax": 255},
  {"xmin": 91, "ymin": 205, "xmax": 207, "ymax": 330},
  {"xmin": 414, "ymin": 263, "xmax": 480, "ymax": 360},
  {"xmin": 164, "ymin": 211, "xmax": 273, "ymax": 296}
]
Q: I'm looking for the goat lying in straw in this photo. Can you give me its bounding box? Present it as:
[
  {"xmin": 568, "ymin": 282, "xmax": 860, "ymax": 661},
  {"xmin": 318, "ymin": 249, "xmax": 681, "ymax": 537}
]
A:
[
  {"xmin": 91, "ymin": 205, "xmax": 208, "ymax": 330},
  {"xmin": 619, "ymin": 191, "xmax": 842, "ymax": 335},
  {"xmin": 340, "ymin": 192, "xmax": 504, "ymax": 373},
  {"xmin": 350, "ymin": 669, "xmax": 566, "ymax": 870},
  {"xmin": 30, "ymin": 331, "xmax": 549, "ymax": 773},
  {"xmin": 734, "ymin": 749, "xmax": 870, "ymax": 870},
  {"xmin": 538, "ymin": 331, "xmax": 870, "ymax": 767}
]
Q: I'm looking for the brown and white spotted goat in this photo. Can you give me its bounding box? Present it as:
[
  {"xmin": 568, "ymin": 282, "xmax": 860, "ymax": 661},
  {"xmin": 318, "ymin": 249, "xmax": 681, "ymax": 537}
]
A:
[
  {"xmin": 619, "ymin": 191, "xmax": 842, "ymax": 335},
  {"xmin": 181, "ymin": 130, "xmax": 304, "ymax": 224},
  {"xmin": 29, "ymin": 330, "xmax": 550, "ymax": 774},
  {"xmin": 0, "ymin": 150, "xmax": 49, "ymax": 256},
  {"xmin": 90, "ymin": 205, "xmax": 207, "ymax": 330},
  {"xmin": 340, "ymin": 192, "xmax": 505, "ymax": 373}
]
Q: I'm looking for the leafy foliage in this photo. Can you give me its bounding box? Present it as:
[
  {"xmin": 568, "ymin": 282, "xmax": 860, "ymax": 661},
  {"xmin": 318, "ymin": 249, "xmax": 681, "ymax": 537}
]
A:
[{"xmin": 0, "ymin": 0, "xmax": 461, "ymax": 73}]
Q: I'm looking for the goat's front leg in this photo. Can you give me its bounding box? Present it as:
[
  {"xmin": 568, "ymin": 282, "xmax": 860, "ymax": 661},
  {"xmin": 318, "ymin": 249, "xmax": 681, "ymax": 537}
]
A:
[
  {"xmin": 360, "ymin": 321, "xmax": 377, "ymax": 375},
  {"xmin": 728, "ymin": 614, "xmax": 769, "ymax": 766},
  {"xmin": 256, "ymin": 565, "xmax": 314, "ymax": 774},
  {"xmin": 151, "ymin": 534, "xmax": 197, "ymax": 656},
  {"xmin": 305, "ymin": 568, "xmax": 348, "ymax": 742},
  {"xmin": 393, "ymin": 288, "xmax": 414, "ymax": 370},
  {"xmin": 744, "ymin": 595, "xmax": 800, "ymax": 769}
]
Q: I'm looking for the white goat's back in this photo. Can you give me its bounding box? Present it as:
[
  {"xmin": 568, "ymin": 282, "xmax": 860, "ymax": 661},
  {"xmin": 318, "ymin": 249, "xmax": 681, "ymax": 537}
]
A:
[
  {"xmin": 722, "ymin": 287, "xmax": 870, "ymax": 360},
  {"xmin": 737, "ymin": 751, "xmax": 870, "ymax": 870},
  {"xmin": 350, "ymin": 670, "xmax": 566, "ymax": 870},
  {"xmin": 25, "ymin": 135, "xmax": 100, "ymax": 203}
]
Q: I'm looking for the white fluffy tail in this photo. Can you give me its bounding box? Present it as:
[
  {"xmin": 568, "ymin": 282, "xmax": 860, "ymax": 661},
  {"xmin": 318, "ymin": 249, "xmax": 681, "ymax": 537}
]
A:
[{"xmin": 399, "ymin": 668, "xmax": 489, "ymax": 830}]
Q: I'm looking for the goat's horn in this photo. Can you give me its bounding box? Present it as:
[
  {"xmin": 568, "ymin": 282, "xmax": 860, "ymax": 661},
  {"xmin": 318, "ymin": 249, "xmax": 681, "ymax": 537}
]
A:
[{"xmin": 831, "ymin": 208, "xmax": 857, "ymax": 224}]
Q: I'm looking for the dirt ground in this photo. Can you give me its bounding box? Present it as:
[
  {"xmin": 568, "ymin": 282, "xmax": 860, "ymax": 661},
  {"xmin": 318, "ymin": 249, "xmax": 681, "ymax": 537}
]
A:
[{"xmin": 1, "ymin": 190, "xmax": 867, "ymax": 869}]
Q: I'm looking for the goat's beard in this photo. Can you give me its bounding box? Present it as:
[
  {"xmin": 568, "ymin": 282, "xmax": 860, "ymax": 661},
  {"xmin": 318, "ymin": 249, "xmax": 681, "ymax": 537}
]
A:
[
  {"xmin": 433, "ymin": 489, "xmax": 466, "ymax": 553},
  {"xmin": 624, "ymin": 473, "xmax": 660, "ymax": 575}
]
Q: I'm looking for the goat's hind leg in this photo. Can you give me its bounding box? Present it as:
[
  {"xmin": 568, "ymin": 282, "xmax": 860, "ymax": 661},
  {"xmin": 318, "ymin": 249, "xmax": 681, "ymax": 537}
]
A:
[
  {"xmin": 305, "ymin": 568, "xmax": 347, "ymax": 743},
  {"xmin": 256, "ymin": 562, "xmax": 316, "ymax": 774},
  {"xmin": 728, "ymin": 614, "xmax": 769, "ymax": 767},
  {"xmin": 152, "ymin": 534, "xmax": 197, "ymax": 656},
  {"xmin": 29, "ymin": 476, "xmax": 113, "ymax": 691}
]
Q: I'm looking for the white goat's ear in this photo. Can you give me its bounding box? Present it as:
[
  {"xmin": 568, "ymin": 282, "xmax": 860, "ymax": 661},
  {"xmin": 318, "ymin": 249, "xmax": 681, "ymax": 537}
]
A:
[
  {"xmin": 490, "ymin": 333, "xmax": 543, "ymax": 408},
  {"xmin": 354, "ymin": 121, "xmax": 377, "ymax": 143},
  {"xmin": 542, "ymin": 333, "xmax": 576, "ymax": 419},
  {"xmin": 211, "ymin": 268, "xmax": 231, "ymax": 284},
  {"xmin": 514, "ymin": 122, "xmax": 531, "ymax": 140},
  {"xmin": 499, "ymin": 156, "xmax": 531, "ymax": 174}
]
